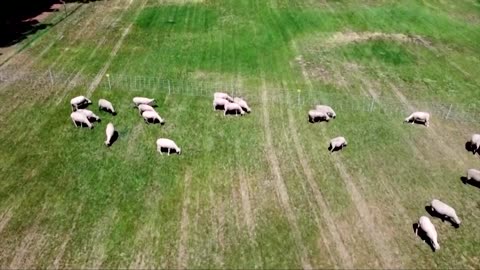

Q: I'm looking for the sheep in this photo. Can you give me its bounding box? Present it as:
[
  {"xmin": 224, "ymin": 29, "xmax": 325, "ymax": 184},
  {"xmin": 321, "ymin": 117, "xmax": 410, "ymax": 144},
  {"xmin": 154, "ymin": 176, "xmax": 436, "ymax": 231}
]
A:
[
  {"xmin": 467, "ymin": 134, "xmax": 480, "ymax": 154},
  {"xmin": 70, "ymin": 95, "xmax": 92, "ymax": 111},
  {"xmin": 415, "ymin": 216, "xmax": 440, "ymax": 251},
  {"xmin": 105, "ymin": 123, "xmax": 115, "ymax": 146},
  {"xmin": 142, "ymin": 110, "xmax": 165, "ymax": 125},
  {"xmin": 212, "ymin": 98, "xmax": 230, "ymax": 111},
  {"xmin": 77, "ymin": 109, "xmax": 101, "ymax": 122},
  {"xmin": 70, "ymin": 112, "xmax": 93, "ymax": 129},
  {"xmin": 308, "ymin": 109, "xmax": 330, "ymax": 123},
  {"xmin": 224, "ymin": 102, "xmax": 245, "ymax": 116},
  {"xmin": 138, "ymin": 104, "xmax": 156, "ymax": 115},
  {"xmin": 329, "ymin": 136, "xmax": 347, "ymax": 152},
  {"xmin": 466, "ymin": 168, "xmax": 480, "ymax": 184},
  {"xmin": 133, "ymin": 97, "xmax": 155, "ymax": 107},
  {"xmin": 315, "ymin": 105, "xmax": 336, "ymax": 118},
  {"xmin": 430, "ymin": 199, "xmax": 461, "ymax": 226},
  {"xmin": 156, "ymin": 138, "xmax": 181, "ymax": 155},
  {"xmin": 214, "ymin": 92, "xmax": 234, "ymax": 102},
  {"xmin": 98, "ymin": 99, "xmax": 116, "ymax": 115},
  {"xmin": 233, "ymin": 97, "xmax": 251, "ymax": 113},
  {"xmin": 404, "ymin": 112, "xmax": 430, "ymax": 127}
]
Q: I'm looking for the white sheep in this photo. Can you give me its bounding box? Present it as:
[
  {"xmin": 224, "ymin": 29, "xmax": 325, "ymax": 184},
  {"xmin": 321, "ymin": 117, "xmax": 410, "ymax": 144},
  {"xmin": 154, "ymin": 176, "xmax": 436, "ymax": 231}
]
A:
[
  {"xmin": 105, "ymin": 122, "xmax": 115, "ymax": 146},
  {"xmin": 430, "ymin": 199, "xmax": 461, "ymax": 226},
  {"xmin": 466, "ymin": 168, "xmax": 480, "ymax": 183},
  {"xmin": 77, "ymin": 109, "xmax": 101, "ymax": 122},
  {"xmin": 468, "ymin": 134, "xmax": 480, "ymax": 154},
  {"xmin": 133, "ymin": 97, "xmax": 155, "ymax": 107},
  {"xmin": 213, "ymin": 98, "xmax": 230, "ymax": 111},
  {"xmin": 70, "ymin": 96, "xmax": 92, "ymax": 111},
  {"xmin": 224, "ymin": 102, "xmax": 245, "ymax": 116},
  {"xmin": 233, "ymin": 97, "xmax": 251, "ymax": 113},
  {"xmin": 315, "ymin": 105, "xmax": 336, "ymax": 118},
  {"xmin": 308, "ymin": 109, "xmax": 330, "ymax": 123},
  {"xmin": 138, "ymin": 104, "xmax": 156, "ymax": 115},
  {"xmin": 415, "ymin": 216, "xmax": 440, "ymax": 251},
  {"xmin": 142, "ymin": 110, "xmax": 165, "ymax": 125},
  {"xmin": 404, "ymin": 112, "xmax": 430, "ymax": 127},
  {"xmin": 329, "ymin": 136, "xmax": 347, "ymax": 152},
  {"xmin": 70, "ymin": 112, "xmax": 93, "ymax": 129},
  {"xmin": 156, "ymin": 138, "xmax": 181, "ymax": 155},
  {"xmin": 214, "ymin": 92, "xmax": 234, "ymax": 102},
  {"xmin": 98, "ymin": 99, "xmax": 116, "ymax": 115}
]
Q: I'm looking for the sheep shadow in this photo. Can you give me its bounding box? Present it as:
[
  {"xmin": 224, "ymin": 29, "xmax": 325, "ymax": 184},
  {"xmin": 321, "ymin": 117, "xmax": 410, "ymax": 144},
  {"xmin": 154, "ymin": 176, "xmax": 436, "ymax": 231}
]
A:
[
  {"xmin": 464, "ymin": 141, "xmax": 477, "ymax": 155},
  {"xmin": 308, "ymin": 117, "xmax": 329, "ymax": 124},
  {"xmin": 158, "ymin": 147, "xmax": 180, "ymax": 155},
  {"xmin": 412, "ymin": 223, "xmax": 436, "ymax": 252},
  {"xmin": 328, "ymin": 145, "xmax": 346, "ymax": 153},
  {"xmin": 224, "ymin": 110, "xmax": 243, "ymax": 116},
  {"xmin": 213, "ymin": 104, "xmax": 225, "ymax": 111},
  {"xmin": 461, "ymin": 176, "xmax": 480, "ymax": 189},
  {"xmin": 73, "ymin": 121, "xmax": 93, "ymax": 129},
  {"xmin": 144, "ymin": 118, "xmax": 165, "ymax": 125},
  {"xmin": 74, "ymin": 102, "xmax": 91, "ymax": 110},
  {"xmin": 404, "ymin": 119, "xmax": 428, "ymax": 127},
  {"xmin": 106, "ymin": 131, "xmax": 119, "ymax": 147},
  {"xmin": 99, "ymin": 107, "xmax": 117, "ymax": 116},
  {"xmin": 424, "ymin": 206, "xmax": 459, "ymax": 229}
]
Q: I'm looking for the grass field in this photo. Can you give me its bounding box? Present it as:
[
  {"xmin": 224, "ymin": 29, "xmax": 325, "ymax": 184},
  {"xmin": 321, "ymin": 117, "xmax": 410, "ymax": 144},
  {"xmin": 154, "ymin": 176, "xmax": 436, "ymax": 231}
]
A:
[{"xmin": 1, "ymin": 0, "xmax": 480, "ymax": 268}]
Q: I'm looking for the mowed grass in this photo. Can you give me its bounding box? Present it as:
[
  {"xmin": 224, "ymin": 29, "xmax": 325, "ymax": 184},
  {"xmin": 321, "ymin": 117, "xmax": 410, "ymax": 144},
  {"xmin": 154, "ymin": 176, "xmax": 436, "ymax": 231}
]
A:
[{"xmin": 1, "ymin": 0, "xmax": 480, "ymax": 268}]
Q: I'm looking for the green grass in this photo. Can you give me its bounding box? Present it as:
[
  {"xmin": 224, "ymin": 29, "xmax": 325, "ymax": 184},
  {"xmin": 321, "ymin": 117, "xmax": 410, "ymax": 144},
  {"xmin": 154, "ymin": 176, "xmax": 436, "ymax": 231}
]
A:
[{"xmin": 1, "ymin": 0, "xmax": 480, "ymax": 268}]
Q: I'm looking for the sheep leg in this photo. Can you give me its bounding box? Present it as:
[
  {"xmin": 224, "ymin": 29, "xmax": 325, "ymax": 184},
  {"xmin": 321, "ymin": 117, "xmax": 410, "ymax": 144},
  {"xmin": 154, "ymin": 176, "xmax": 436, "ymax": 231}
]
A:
[
  {"xmin": 72, "ymin": 119, "xmax": 77, "ymax": 127},
  {"xmin": 168, "ymin": 148, "xmax": 171, "ymax": 156}
]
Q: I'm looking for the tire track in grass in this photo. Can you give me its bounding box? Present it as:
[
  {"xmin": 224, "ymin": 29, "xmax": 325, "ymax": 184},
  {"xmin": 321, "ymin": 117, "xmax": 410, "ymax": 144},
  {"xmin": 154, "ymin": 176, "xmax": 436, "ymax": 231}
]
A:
[
  {"xmin": 0, "ymin": 208, "xmax": 13, "ymax": 235},
  {"xmin": 209, "ymin": 188, "xmax": 225, "ymax": 267},
  {"xmin": 83, "ymin": 208, "xmax": 118, "ymax": 268},
  {"xmin": 330, "ymin": 154, "xmax": 402, "ymax": 268},
  {"xmin": 51, "ymin": 204, "xmax": 83, "ymax": 269},
  {"xmin": 8, "ymin": 207, "xmax": 47, "ymax": 269},
  {"xmin": 286, "ymin": 110, "xmax": 354, "ymax": 269},
  {"xmin": 238, "ymin": 169, "xmax": 255, "ymax": 237},
  {"xmin": 261, "ymin": 86, "xmax": 312, "ymax": 270},
  {"xmin": 177, "ymin": 169, "xmax": 191, "ymax": 269},
  {"xmin": 87, "ymin": 0, "xmax": 148, "ymax": 96}
]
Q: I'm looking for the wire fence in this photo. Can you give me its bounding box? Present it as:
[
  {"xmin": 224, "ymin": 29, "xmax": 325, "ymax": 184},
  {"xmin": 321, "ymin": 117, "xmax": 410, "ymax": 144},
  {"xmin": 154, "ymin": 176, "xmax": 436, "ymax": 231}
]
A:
[{"xmin": 1, "ymin": 69, "xmax": 479, "ymax": 123}]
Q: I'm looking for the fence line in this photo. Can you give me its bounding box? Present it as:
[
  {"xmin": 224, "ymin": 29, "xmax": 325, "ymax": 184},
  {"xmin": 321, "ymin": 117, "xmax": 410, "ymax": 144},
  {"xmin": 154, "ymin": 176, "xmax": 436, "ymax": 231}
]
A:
[{"xmin": 1, "ymin": 69, "xmax": 479, "ymax": 123}]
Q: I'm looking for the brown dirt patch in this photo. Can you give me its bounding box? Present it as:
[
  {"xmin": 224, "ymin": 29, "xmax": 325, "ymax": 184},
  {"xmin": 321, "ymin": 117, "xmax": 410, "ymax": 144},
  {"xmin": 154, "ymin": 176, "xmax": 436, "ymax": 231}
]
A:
[{"xmin": 324, "ymin": 31, "xmax": 431, "ymax": 48}]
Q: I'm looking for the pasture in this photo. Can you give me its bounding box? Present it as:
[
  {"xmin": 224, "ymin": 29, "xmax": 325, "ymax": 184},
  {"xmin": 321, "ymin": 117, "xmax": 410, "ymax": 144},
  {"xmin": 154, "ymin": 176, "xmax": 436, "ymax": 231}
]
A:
[{"xmin": 1, "ymin": 0, "xmax": 480, "ymax": 268}]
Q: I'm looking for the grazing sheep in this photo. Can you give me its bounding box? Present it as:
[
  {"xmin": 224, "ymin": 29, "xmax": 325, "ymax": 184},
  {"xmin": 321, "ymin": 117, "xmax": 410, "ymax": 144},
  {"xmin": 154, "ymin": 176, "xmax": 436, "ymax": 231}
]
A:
[
  {"xmin": 315, "ymin": 105, "xmax": 336, "ymax": 118},
  {"xmin": 105, "ymin": 123, "xmax": 115, "ymax": 146},
  {"xmin": 98, "ymin": 99, "xmax": 116, "ymax": 115},
  {"xmin": 329, "ymin": 136, "xmax": 347, "ymax": 152},
  {"xmin": 213, "ymin": 98, "xmax": 230, "ymax": 111},
  {"xmin": 70, "ymin": 96, "xmax": 92, "ymax": 111},
  {"xmin": 70, "ymin": 112, "xmax": 93, "ymax": 129},
  {"xmin": 430, "ymin": 199, "xmax": 461, "ymax": 226},
  {"xmin": 224, "ymin": 102, "xmax": 245, "ymax": 116},
  {"xmin": 156, "ymin": 138, "xmax": 181, "ymax": 155},
  {"xmin": 466, "ymin": 168, "xmax": 480, "ymax": 183},
  {"xmin": 468, "ymin": 134, "xmax": 480, "ymax": 154},
  {"xmin": 404, "ymin": 112, "xmax": 430, "ymax": 127},
  {"xmin": 214, "ymin": 92, "xmax": 234, "ymax": 102},
  {"xmin": 415, "ymin": 216, "xmax": 440, "ymax": 251},
  {"xmin": 142, "ymin": 110, "xmax": 165, "ymax": 125},
  {"xmin": 133, "ymin": 97, "xmax": 155, "ymax": 107},
  {"xmin": 77, "ymin": 109, "xmax": 101, "ymax": 122},
  {"xmin": 308, "ymin": 109, "xmax": 330, "ymax": 123},
  {"xmin": 233, "ymin": 97, "xmax": 251, "ymax": 113},
  {"xmin": 138, "ymin": 104, "xmax": 156, "ymax": 115}
]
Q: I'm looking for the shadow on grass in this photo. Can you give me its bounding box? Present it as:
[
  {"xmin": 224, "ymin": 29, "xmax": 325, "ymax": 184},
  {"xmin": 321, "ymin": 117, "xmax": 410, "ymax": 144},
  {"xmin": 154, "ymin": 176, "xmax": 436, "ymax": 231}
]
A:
[
  {"xmin": 106, "ymin": 130, "xmax": 119, "ymax": 147},
  {"xmin": 461, "ymin": 176, "xmax": 480, "ymax": 189},
  {"xmin": 424, "ymin": 206, "xmax": 459, "ymax": 228}
]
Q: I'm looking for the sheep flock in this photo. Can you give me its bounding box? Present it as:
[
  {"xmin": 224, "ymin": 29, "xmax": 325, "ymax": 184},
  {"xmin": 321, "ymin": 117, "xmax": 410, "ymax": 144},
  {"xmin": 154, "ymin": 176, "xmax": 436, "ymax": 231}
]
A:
[{"xmin": 69, "ymin": 91, "xmax": 477, "ymax": 253}]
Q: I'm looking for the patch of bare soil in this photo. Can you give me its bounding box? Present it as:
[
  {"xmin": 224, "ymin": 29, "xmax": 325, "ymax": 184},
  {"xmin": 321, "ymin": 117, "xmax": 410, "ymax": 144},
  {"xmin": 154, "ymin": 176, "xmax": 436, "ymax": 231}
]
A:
[{"xmin": 324, "ymin": 31, "xmax": 432, "ymax": 48}]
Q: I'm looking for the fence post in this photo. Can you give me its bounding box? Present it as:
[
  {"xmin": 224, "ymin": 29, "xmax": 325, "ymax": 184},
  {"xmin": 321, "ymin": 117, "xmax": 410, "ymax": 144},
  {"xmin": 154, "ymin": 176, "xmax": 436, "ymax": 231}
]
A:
[
  {"xmin": 106, "ymin": 74, "xmax": 111, "ymax": 90},
  {"xmin": 369, "ymin": 97, "xmax": 375, "ymax": 112},
  {"xmin": 445, "ymin": 104, "xmax": 452, "ymax": 119},
  {"xmin": 49, "ymin": 69, "xmax": 54, "ymax": 85}
]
